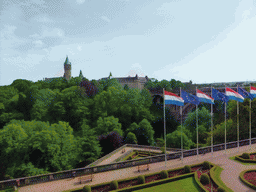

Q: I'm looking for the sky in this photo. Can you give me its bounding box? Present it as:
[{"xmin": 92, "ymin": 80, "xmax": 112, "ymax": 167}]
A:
[{"xmin": 1, "ymin": 0, "xmax": 256, "ymax": 86}]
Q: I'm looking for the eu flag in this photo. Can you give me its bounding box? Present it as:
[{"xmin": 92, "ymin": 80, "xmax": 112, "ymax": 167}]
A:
[
  {"xmin": 212, "ymin": 88, "xmax": 229, "ymax": 103},
  {"xmin": 238, "ymin": 87, "xmax": 254, "ymax": 100},
  {"xmin": 181, "ymin": 90, "xmax": 200, "ymax": 105}
]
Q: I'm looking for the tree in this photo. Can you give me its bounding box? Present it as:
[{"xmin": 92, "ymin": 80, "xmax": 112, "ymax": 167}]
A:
[
  {"xmin": 127, "ymin": 119, "xmax": 155, "ymax": 145},
  {"xmin": 183, "ymin": 107, "xmax": 211, "ymax": 144},
  {"xmin": 166, "ymin": 130, "xmax": 193, "ymax": 150},
  {"xmin": 125, "ymin": 132, "xmax": 137, "ymax": 144},
  {"xmin": 79, "ymin": 79, "xmax": 98, "ymax": 97},
  {"xmin": 98, "ymin": 131, "xmax": 124, "ymax": 156},
  {"xmin": 75, "ymin": 121, "xmax": 102, "ymax": 167},
  {"xmin": 94, "ymin": 116, "xmax": 123, "ymax": 136}
]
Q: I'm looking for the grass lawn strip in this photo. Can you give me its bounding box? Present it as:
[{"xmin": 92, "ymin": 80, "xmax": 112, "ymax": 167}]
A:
[{"xmin": 133, "ymin": 176, "xmax": 201, "ymax": 192}]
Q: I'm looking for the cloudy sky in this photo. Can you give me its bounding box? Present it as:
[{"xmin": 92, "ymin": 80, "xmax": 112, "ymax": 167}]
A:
[{"xmin": 1, "ymin": 0, "xmax": 256, "ymax": 86}]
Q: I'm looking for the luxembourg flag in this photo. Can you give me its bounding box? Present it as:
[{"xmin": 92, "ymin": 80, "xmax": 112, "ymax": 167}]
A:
[
  {"xmin": 250, "ymin": 86, "xmax": 256, "ymax": 98},
  {"xmin": 164, "ymin": 91, "xmax": 184, "ymax": 106},
  {"xmin": 226, "ymin": 87, "xmax": 244, "ymax": 102},
  {"xmin": 196, "ymin": 89, "xmax": 214, "ymax": 104}
]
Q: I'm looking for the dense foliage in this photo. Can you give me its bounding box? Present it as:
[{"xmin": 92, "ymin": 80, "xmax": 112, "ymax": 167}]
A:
[{"xmin": 1, "ymin": 76, "xmax": 255, "ymax": 181}]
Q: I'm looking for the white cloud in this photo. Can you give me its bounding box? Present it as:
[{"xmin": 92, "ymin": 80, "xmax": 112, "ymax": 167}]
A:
[
  {"xmin": 33, "ymin": 40, "xmax": 44, "ymax": 47},
  {"xmin": 101, "ymin": 16, "xmax": 111, "ymax": 23},
  {"xmin": 76, "ymin": 0, "xmax": 85, "ymax": 4},
  {"xmin": 41, "ymin": 27, "xmax": 65, "ymax": 38},
  {"xmin": 77, "ymin": 45, "xmax": 82, "ymax": 51},
  {"xmin": 126, "ymin": 63, "xmax": 146, "ymax": 77}
]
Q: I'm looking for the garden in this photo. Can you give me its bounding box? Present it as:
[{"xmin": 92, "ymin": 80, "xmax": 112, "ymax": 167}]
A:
[{"xmin": 63, "ymin": 161, "xmax": 233, "ymax": 192}]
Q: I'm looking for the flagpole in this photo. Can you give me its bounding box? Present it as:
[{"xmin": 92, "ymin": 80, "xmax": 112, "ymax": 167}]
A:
[
  {"xmin": 180, "ymin": 87, "xmax": 183, "ymax": 163},
  {"xmin": 211, "ymin": 86, "xmax": 213, "ymax": 156},
  {"xmin": 225, "ymin": 86, "xmax": 227, "ymax": 155},
  {"xmin": 163, "ymin": 88, "xmax": 167, "ymax": 167},
  {"xmin": 250, "ymin": 96, "xmax": 252, "ymax": 150},
  {"xmin": 237, "ymin": 85, "xmax": 239, "ymax": 152},
  {"xmin": 196, "ymin": 87, "xmax": 198, "ymax": 160}
]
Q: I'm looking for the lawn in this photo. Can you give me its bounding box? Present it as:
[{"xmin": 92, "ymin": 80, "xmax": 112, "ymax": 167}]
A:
[{"xmin": 134, "ymin": 176, "xmax": 202, "ymax": 192}]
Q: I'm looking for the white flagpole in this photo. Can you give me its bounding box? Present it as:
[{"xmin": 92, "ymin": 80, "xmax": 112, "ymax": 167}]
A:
[
  {"xmin": 237, "ymin": 85, "xmax": 239, "ymax": 152},
  {"xmin": 163, "ymin": 88, "xmax": 167, "ymax": 167},
  {"xmin": 180, "ymin": 87, "xmax": 183, "ymax": 163},
  {"xmin": 250, "ymin": 91, "xmax": 252, "ymax": 150},
  {"xmin": 196, "ymin": 87, "xmax": 198, "ymax": 160},
  {"xmin": 211, "ymin": 86, "xmax": 213, "ymax": 156},
  {"xmin": 225, "ymin": 86, "xmax": 227, "ymax": 154}
]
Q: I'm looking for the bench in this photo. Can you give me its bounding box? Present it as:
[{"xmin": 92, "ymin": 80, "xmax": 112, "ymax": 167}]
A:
[
  {"xmin": 79, "ymin": 174, "xmax": 93, "ymax": 184},
  {"xmin": 138, "ymin": 164, "xmax": 149, "ymax": 172}
]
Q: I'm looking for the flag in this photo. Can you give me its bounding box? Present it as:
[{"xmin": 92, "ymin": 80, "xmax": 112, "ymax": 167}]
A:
[
  {"xmin": 164, "ymin": 91, "xmax": 184, "ymax": 106},
  {"xmin": 212, "ymin": 88, "xmax": 229, "ymax": 103},
  {"xmin": 226, "ymin": 87, "xmax": 244, "ymax": 102},
  {"xmin": 250, "ymin": 86, "xmax": 256, "ymax": 98},
  {"xmin": 196, "ymin": 89, "xmax": 214, "ymax": 104},
  {"xmin": 181, "ymin": 90, "xmax": 200, "ymax": 105},
  {"xmin": 238, "ymin": 87, "xmax": 254, "ymax": 100}
]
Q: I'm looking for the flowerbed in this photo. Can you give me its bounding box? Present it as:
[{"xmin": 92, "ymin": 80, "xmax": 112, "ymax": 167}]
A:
[
  {"xmin": 243, "ymin": 171, "xmax": 256, "ymax": 186},
  {"xmin": 250, "ymin": 154, "xmax": 256, "ymax": 160},
  {"xmin": 196, "ymin": 168, "xmax": 218, "ymax": 191}
]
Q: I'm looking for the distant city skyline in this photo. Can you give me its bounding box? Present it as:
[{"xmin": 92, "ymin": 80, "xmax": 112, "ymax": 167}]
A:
[{"xmin": 1, "ymin": 0, "xmax": 256, "ymax": 86}]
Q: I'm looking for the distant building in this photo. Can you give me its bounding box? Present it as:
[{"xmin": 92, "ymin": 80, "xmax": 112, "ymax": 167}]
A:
[
  {"xmin": 100, "ymin": 74, "xmax": 150, "ymax": 90},
  {"xmin": 44, "ymin": 56, "xmax": 72, "ymax": 82}
]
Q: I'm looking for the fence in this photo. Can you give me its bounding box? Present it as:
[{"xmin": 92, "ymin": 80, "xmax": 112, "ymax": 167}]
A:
[{"xmin": 1, "ymin": 138, "xmax": 256, "ymax": 189}]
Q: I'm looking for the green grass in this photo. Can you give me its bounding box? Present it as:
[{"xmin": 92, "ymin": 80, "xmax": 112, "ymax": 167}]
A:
[
  {"xmin": 229, "ymin": 156, "xmax": 256, "ymax": 165},
  {"xmin": 134, "ymin": 176, "xmax": 201, "ymax": 192},
  {"xmin": 211, "ymin": 166, "xmax": 233, "ymax": 192}
]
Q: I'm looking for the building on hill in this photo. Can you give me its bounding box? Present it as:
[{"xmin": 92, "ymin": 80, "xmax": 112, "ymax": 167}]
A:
[
  {"xmin": 44, "ymin": 56, "xmax": 72, "ymax": 82},
  {"xmin": 100, "ymin": 74, "xmax": 150, "ymax": 90}
]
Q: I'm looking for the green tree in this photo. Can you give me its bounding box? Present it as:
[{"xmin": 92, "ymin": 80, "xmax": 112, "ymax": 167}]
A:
[
  {"xmin": 75, "ymin": 121, "xmax": 102, "ymax": 167},
  {"xmin": 166, "ymin": 130, "xmax": 193, "ymax": 150},
  {"xmin": 183, "ymin": 107, "xmax": 211, "ymax": 144},
  {"xmin": 127, "ymin": 119, "xmax": 155, "ymax": 145},
  {"xmin": 125, "ymin": 132, "xmax": 137, "ymax": 144},
  {"xmin": 94, "ymin": 116, "xmax": 123, "ymax": 136}
]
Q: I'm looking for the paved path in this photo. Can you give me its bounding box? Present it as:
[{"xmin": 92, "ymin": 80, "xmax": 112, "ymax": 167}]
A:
[{"xmin": 18, "ymin": 144, "xmax": 256, "ymax": 192}]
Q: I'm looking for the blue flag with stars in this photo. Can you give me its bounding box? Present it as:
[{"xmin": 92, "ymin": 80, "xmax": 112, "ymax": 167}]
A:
[
  {"xmin": 212, "ymin": 88, "xmax": 229, "ymax": 103},
  {"xmin": 181, "ymin": 90, "xmax": 200, "ymax": 105},
  {"xmin": 238, "ymin": 87, "xmax": 254, "ymax": 100}
]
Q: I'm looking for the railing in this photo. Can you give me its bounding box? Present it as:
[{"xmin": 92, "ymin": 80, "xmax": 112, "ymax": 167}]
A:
[{"xmin": 1, "ymin": 138, "xmax": 256, "ymax": 189}]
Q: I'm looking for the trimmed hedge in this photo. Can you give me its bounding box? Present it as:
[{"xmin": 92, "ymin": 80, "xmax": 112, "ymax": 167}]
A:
[
  {"xmin": 82, "ymin": 185, "xmax": 91, "ymax": 192},
  {"xmin": 184, "ymin": 165, "xmax": 191, "ymax": 173},
  {"xmin": 160, "ymin": 170, "xmax": 168, "ymax": 179},
  {"xmin": 242, "ymin": 153, "xmax": 250, "ymax": 159},
  {"xmin": 200, "ymin": 173, "xmax": 210, "ymax": 185},
  {"xmin": 203, "ymin": 161, "xmax": 211, "ymax": 170},
  {"xmin": 138, "ymin": 175, "xmax": 145, "ymax": 184},
  {"xmin": 110, "ymin": 180, "xmax": 118, "ymax": 190},
  {"xmin": 217, "ymin": 186, "xmax": 226, "ymax": 192}
]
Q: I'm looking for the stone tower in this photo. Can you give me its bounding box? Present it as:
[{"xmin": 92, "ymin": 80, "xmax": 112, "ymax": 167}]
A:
[{"xmin": 63, "ymin": 56, "xmax": 71, "ymax": 81}]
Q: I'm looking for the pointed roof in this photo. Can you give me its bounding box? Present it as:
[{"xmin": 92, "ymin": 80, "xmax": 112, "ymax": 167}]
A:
[{"xmin": 64, "ymin": 55, "xmax": 71, "ymax": 65}]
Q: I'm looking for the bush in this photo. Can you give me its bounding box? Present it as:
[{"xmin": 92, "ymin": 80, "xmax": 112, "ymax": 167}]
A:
[
  {"xmin": 160, "ymin": 170, "xmax": 168, "ymax": 179},
  {"xmin": 110, "ymin": 180, "xmax": 118, "ymax": 190},
  {"xmin": 83, "ymin": 185, "xmax": 91, "ymax": 192},
  {"xmin": 184, "ymin": 165, "xmax": 191, "ymax": 173},
  {"xmin": 138, "ymin": 175, "xmax": 145, "ymax": 184},
  {"xmin": 203, "ymin": 161, "xmax": 211, "ymax": 170},
  {"xmin": 160, "ymin": 146, "xmax": 166, "ymax": 154},
  {"xmin": 200, "ymin": 173, "xmax": 210, "ymax": 185},
  {"xmin": 217, "ymin": 187, "xmax": 226, "ymax": 192},
  {"xmin": 241, "ymin": 153, "xmax": 250, "ymax": 159}
]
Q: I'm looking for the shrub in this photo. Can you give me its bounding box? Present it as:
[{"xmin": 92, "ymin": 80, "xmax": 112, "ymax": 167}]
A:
[
  {"xmin": 83, "ymin": 185, "xmax": 91, "ymax": 192},
  {"xmin": 110, "ymin": 180, "xmax": 118, "ymax": 190},
  {"xmin": 184, "ymin": 165, "xmax": 191, "ymax": 173},
  {"xmin": 138, "ymin": 175, "xmax": 145, "ymax": 184},
  {"xmin": 160, "ymin": 170, "xmax": 168, "ymax": 179},
  {"xmin": 203, "ymin": 161, "xmax": 211, "ymax": 170},
  {"xmin": 241, "ymin": 153, "xmax": 250, "ymax": 159},
  {"xmin": 217, "ymin": 187, "xmax": 226, "ymax": 192},
  {"xmin": 160, "ymin": 146, "xmax": 166, "ymax": 154},
  {"xmin": 200, "ymin": 173, "xmax": 210, "ymax": 185}
]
